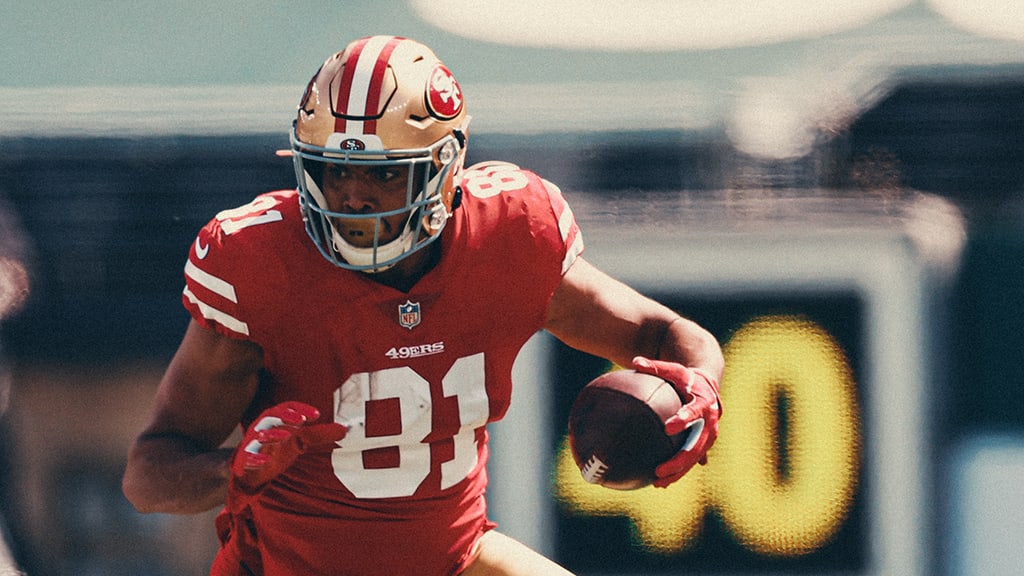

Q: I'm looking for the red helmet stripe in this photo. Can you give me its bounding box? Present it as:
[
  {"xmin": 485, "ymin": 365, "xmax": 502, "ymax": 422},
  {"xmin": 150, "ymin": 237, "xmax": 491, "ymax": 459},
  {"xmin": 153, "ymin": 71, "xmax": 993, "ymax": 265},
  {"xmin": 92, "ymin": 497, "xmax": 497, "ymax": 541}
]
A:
[
  {"xmin": 333, "ymin": 37, "xmax": 370, "ymax": 134},
  {"xmin": 333, "ymin": 36, "xmax": 404, "ymax": 137},
  {"xmin": 362, "ymin": 37, "xmax": 403, "ymax": 134}
]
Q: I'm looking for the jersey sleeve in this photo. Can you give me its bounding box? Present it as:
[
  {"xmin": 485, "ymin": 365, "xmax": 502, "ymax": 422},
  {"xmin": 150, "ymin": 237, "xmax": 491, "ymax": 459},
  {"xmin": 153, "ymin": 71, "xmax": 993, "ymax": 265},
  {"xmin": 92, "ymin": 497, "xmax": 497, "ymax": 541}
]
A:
[
  {"xmin": 182, "ymin": 235, "xmax": 249, "ymax": 339},
  {"xmin": 180, "ymin": 192, "xmax": 291, "ymax": 341},
  {"xmin": 539, "ymin": 176, "xmax": 585, "ymax": 275},
  {"xmin": 461, "ymin": 160, "xmax": 585, "ymax": 277}
]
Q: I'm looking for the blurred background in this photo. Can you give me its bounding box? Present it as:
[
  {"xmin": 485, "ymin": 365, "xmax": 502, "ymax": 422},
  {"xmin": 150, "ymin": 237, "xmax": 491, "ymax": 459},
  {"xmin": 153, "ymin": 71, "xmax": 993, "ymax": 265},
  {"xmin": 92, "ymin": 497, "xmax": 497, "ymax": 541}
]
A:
[{"xmin": 0, "ymin": 1, "xmax": 1022, "ymax": 574}]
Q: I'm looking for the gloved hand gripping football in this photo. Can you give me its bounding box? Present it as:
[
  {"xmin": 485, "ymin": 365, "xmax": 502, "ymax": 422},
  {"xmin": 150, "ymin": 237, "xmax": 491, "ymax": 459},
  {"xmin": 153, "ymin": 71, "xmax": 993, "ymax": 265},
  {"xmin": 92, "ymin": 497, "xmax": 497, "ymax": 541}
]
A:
[
  {"xmin": 230, "ymin": 401, "xmax": 348, "ymax": 495},
  {"xmin": 632, "ymin": 356, "xmax": 721, "ymax": 488}
]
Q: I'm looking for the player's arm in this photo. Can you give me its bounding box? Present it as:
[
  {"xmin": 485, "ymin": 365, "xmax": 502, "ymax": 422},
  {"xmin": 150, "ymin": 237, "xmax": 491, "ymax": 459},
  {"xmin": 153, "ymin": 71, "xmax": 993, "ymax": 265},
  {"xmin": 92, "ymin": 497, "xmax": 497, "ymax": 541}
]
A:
[
  {"xmin": 122, "ymin": 319, "xmax": 262, "ymax": 514},
  {"xmin": 545, "ymin": 257, "xmax": 725, "ymax": 486},
  {"xmin": 544, "ymin": 257, "xmax": 723, "ymax": 379}
]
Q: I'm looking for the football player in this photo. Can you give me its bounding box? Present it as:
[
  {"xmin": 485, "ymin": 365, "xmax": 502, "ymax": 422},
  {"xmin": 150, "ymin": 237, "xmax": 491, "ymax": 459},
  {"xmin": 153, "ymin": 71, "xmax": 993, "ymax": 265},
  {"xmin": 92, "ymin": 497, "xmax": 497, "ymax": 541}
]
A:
[{"xmin": 122, "ymin": 35, "xmax": 724, "ymax": 576}]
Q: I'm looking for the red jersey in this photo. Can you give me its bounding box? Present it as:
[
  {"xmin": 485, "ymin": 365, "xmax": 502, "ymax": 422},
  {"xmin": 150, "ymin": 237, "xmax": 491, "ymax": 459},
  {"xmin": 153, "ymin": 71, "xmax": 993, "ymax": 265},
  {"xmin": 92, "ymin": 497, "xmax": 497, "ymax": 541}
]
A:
[{"xmin": 182, "ymin": 162, "xmax": 583, "ymax": 576}]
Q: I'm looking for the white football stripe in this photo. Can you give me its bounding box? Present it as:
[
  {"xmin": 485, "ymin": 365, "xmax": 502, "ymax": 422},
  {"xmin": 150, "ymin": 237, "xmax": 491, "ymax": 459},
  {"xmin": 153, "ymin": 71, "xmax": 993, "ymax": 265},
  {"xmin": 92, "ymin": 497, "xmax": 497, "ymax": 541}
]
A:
[
  {"xmin": 563, "ymin": 232, "xmax": 584, "ymax": 275},
  {"xmin": 185, "ymin": 259, "xmax": 238, "ymax": 303},
  {"xmin": 183, "ymin": 286, "xmax": 250, "ymax": 336},
  {"xmin": 346, "ymin": 35, "xmax": 394, "ymax": 132},
  {"xmin": 544, "ymin": 178, "xmax": 584, "ymax": 274}
]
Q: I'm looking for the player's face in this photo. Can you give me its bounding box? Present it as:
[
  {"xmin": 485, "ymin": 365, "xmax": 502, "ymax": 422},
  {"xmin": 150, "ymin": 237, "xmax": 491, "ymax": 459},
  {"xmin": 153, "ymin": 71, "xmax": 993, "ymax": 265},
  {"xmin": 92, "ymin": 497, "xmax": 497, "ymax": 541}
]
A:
[{"xmin": 320, "ymin": 163, "xmax": 414, "ymax": 247}]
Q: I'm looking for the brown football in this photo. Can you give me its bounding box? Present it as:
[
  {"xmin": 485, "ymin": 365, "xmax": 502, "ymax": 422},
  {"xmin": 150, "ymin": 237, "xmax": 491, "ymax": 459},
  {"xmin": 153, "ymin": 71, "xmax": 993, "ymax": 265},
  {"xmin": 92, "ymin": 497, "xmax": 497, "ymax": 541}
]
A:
[{"xmin": 568, "ymin": 369, "xmax": 689, "ymax": 490}]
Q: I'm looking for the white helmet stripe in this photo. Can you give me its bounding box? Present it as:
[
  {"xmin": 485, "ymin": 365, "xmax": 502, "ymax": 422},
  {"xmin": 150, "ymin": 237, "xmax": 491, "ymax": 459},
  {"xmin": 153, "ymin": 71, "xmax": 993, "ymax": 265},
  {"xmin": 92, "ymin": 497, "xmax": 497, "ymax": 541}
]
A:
[{"xmin": 335, "ymin": 35, "xmax": 403, "ymax": 135}]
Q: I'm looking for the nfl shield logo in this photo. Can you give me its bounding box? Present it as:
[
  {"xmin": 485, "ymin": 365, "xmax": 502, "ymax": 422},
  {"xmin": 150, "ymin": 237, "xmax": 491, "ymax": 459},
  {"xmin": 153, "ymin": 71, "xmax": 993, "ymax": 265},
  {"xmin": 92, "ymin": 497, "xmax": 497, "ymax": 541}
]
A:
[{"xmin": 398, "ymin": 300, "xmax": 421, "ymax": 330}]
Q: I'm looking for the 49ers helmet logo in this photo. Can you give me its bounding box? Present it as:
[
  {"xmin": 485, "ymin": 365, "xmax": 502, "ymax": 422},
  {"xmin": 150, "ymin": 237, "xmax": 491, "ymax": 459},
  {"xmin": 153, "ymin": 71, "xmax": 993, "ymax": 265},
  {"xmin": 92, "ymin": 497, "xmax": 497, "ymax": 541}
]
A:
[
  {"xmin": 426, "ymin": 65, "xmax": 463, "ymax": 120},
  {"xmin": 340, "ymin": 138, "xmax": 365, "ymax": 150}
]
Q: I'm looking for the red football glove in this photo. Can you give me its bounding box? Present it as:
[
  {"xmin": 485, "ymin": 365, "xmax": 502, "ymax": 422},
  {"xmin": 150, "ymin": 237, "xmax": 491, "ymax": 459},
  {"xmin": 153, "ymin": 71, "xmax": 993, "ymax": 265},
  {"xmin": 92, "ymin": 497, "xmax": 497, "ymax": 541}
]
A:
[
  {"xmin": 230, "ymin": 401, "xmax": 347, "ymax": 496},
  {"xmin": 632, "ymin": 356, "xmax": 722, "ymax": 488}
]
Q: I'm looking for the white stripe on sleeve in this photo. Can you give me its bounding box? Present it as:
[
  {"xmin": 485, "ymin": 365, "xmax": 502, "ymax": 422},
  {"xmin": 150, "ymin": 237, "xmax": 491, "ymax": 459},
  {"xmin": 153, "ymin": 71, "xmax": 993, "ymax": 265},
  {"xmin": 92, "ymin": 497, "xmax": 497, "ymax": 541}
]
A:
[
  {"xmin": 185, "ymin": 259, "xmax": 239, "ymax": 303},
  {"xmin": 183, "ymin": 286, "xmax": 250, "ymax": 336}
]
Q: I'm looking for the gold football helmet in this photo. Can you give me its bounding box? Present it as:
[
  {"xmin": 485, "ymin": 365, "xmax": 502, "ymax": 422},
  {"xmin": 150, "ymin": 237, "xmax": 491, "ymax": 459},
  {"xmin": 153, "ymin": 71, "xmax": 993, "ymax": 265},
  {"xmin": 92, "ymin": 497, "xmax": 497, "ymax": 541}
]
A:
[{"xmin": 290, "ymin": 35, "xmax": 470, "ymax": 272}]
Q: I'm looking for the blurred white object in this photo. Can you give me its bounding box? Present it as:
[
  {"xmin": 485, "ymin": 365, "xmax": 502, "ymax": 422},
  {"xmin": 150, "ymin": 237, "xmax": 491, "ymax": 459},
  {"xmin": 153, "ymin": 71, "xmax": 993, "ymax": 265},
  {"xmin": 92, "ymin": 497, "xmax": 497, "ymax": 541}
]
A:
[
  {"xmin": 950, "ymin": 434, "xmax": 1024, "ymax": 576},
  {"xmin": 0, "ymin": 522, "xmax": 22, "ymax": 576}
]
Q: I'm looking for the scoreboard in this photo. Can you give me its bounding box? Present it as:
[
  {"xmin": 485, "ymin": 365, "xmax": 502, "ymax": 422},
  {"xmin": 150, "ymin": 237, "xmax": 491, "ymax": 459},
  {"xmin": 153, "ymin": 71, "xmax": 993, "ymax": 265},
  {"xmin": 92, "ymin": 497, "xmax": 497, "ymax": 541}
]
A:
[
  {"xmin": 487, "ymin": 191, "xmax": 964, "ymax": 575},
  {"xmin": 550, "ymin": 297, "xmax": 864, "ymax": 573}
]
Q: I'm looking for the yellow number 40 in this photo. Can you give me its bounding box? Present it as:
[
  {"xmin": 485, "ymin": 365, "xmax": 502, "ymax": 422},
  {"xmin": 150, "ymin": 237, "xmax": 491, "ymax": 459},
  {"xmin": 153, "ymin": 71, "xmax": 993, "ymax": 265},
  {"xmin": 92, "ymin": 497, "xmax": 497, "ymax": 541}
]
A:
[{"xmin": 555, "ymin": 315, "xmax": 861, "ymax": 557}]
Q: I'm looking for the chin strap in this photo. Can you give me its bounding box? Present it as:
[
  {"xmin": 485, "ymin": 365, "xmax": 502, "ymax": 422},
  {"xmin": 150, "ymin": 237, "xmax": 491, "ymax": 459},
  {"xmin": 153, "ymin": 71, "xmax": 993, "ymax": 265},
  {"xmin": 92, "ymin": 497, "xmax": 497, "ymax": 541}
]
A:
[{"xmin": 331, "ymin": 221, "xmax": 416, "ymax": 273}]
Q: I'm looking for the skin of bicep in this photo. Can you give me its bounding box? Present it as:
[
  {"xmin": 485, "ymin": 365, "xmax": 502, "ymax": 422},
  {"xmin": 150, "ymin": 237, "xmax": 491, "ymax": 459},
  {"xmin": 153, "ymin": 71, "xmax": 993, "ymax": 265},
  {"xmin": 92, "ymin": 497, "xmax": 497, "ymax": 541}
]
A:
[
  {"xmin": 123, "ymin": 320, "xmax": 262, "ymax": 513},
  {"xmin": 150, "ymin": 320, "xmax": 263, "ymax": 444},
  {"xmin": 544, "ymin": 258, "xmax": 675, "ymax": 366},
  {"xmin": 544, "ymin": 258, "xmax": 723, "ymax": 377}
]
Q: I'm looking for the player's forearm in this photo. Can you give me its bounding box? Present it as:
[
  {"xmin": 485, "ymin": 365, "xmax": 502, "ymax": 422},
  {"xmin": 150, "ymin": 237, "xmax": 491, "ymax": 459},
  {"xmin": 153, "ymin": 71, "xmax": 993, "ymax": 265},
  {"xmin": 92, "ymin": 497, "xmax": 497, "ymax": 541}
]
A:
[
  {"xmin": 656, "ymin": 315, "xmax": 725, "ymax": 381},
  {"xmin": 122, "ymin": 434, "xmax": 233, "ymax": 514}
]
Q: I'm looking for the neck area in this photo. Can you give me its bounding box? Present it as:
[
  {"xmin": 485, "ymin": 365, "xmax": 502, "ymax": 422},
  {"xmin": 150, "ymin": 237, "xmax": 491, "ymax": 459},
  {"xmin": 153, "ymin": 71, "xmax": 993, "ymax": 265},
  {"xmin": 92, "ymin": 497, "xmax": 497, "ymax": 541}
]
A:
[{"xmin": 363, "ymin": 241, "xmax": 442, "ymax": 293}]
